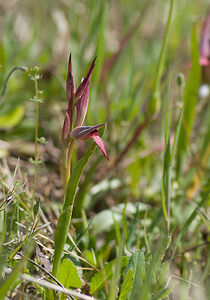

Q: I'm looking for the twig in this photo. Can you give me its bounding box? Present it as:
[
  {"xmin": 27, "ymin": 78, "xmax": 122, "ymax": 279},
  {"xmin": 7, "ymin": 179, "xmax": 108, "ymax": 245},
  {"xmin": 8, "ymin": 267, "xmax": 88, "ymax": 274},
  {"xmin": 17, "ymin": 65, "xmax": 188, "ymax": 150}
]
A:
[
  {"xmin": 165, "ymin": 274, "xmax": 201, "ymax": 289},
  {"xmin": 20, "ymin": 274, "xmax": 97, "ymax": 300}
]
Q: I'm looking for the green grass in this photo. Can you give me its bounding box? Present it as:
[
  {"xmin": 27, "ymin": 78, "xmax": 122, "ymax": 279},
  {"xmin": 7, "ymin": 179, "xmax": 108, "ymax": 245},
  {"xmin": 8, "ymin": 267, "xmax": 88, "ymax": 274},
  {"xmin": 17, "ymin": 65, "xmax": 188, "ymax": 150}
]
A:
[{"xmin": 0, "ymin": 0, "xmax": 210, "ymax": 299}]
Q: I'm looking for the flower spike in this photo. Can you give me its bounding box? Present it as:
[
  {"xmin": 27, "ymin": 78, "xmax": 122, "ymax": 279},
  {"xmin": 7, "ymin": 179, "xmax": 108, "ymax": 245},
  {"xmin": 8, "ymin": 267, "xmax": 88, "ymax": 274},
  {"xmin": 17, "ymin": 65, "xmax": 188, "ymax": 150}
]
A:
[
  {"xmin": 62, "ymin": 54, "xmax": 108, "ymax": 161},
  {"xmin": 75, "ymin": 58, "xmax": 96, "ymax": 127}
]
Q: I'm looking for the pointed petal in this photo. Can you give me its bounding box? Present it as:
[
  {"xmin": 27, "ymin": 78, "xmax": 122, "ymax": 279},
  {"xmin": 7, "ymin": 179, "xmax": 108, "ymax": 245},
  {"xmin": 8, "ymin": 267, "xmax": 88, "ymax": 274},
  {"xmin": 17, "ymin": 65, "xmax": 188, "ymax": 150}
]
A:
[
  {"xmin": 62, "ymin": 111, "xmax": 71, "ymax": 143},
  {"xmin": 66, "ymin": 53, "xmax": 75, "ymax": 101},
  {"xmin": 71, "ymin": 124, "xmax": 104, "ymax": 139},
  {"xmin": 75, "ymin": 57, "xmax": 96, "ymax": 100},
  {"xmin": 200, "ymin": 14, "xmax": 210, "ymax": 59},
  {"xmin": 75, "ymin": 82, "xmax": 90, "ymax": 127},
  {"xmin": 65, "ymin": 53, "xmax": 75, "ymax": 133},
  {"xmin": 91, "ymin": 134, "xmax": 109, "ymax": 160}
]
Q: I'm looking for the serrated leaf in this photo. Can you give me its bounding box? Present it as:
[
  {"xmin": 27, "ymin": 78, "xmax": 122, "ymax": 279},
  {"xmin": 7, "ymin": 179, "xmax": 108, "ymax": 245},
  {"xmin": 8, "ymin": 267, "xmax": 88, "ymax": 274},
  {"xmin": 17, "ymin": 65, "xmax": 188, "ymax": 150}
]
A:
[
  {"xmin": 126, "ymin": 249, "xmax": 145, "ymax": 299},
  {"xmin": 119, "ymin": 269, "xmax": 133, "ymax": 300},
  {"xmin": 57, "ymin": 259, "xmax": 81, "ymax": 289},
  {"xmin": 0, "ymin": 106, "xmax": 24, "ymax": 129},
  {"xmin": 90, "ymin": 256, "xmax": 128, "ymax": 295}
]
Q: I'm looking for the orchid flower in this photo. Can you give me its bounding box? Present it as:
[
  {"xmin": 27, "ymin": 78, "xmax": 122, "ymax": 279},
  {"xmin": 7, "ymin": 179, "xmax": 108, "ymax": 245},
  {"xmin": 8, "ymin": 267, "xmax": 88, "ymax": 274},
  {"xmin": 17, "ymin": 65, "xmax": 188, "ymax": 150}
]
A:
[
  {"xmin": 62, "ymin": 53, "xmax": 109, "ymax": 181},
  {"xmin": 62, "ymin": 55, "xmax": 96, "ymax": 143}
]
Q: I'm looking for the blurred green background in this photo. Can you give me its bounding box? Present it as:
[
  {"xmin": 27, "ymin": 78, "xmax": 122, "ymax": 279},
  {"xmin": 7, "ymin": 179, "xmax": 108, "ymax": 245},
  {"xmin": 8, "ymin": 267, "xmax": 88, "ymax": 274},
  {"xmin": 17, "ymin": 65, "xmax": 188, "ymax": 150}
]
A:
[{"xmin": 0, "ymin": 0, "xmax": 209, "ymax": 298}]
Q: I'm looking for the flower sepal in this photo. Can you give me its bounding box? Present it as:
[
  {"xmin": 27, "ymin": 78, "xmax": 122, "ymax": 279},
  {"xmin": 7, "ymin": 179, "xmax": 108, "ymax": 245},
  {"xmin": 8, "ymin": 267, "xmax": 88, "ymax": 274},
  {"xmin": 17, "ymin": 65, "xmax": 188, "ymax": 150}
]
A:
[{"xmin": 71, "ymin": 124, "xmax": 109, "ymax": 160}]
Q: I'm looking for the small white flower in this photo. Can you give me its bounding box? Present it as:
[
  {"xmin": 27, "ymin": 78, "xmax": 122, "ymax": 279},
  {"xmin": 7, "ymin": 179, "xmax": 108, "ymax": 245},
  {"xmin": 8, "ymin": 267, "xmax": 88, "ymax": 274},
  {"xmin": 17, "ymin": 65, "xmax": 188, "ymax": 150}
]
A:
[{"xmin": 198, "ymin": 84, "xmax": 210, "ymax": 98}]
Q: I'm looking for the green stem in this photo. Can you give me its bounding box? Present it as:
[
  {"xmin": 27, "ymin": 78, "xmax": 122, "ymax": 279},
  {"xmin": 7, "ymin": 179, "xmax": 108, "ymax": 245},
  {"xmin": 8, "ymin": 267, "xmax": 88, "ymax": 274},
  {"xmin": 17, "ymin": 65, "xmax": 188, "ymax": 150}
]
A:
[
  {"xmin": 32, "ymin": 78, "xmax": 39, "ymax": 203},
  {"xmin": 52, "ymin": 142, "xmax": 97, "ymax": 278},
  {"xmin": 65, "ymin": 139, "xmax": 75, "ymax": 189}
]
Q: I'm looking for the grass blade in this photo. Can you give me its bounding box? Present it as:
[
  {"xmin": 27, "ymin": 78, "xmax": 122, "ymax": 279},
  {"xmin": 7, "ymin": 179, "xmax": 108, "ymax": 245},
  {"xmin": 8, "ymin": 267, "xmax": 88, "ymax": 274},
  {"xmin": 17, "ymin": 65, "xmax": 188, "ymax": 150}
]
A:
[
  {"xmin": 176, "ymin": 25, "xmax": 201, "ymax": 174},
  {"xmin": 148, "ymin": 0, "xmax": 174, "ymax": 114},
  {"xmin": 127, "ymin": 249, "xmax": 145, "ymax": 299},
  {"xmin": 171, "ymin": 188, "xmax": 210, "ymax": 259}
]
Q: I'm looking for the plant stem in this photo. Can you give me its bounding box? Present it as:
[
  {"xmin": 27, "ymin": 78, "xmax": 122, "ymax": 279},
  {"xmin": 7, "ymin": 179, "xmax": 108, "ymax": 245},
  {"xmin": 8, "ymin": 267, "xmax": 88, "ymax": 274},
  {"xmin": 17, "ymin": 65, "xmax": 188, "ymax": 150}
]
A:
[
  {"xmin": 65, "ymin": 139, "xmax": 75, "ymax": 188},
  {"xmin": 32, "ymin": 78, "xmax": 39, "ymax": 203},
  {"xmin": 52, "ymin": 142, "xmax": 97, "ymax": 278}
]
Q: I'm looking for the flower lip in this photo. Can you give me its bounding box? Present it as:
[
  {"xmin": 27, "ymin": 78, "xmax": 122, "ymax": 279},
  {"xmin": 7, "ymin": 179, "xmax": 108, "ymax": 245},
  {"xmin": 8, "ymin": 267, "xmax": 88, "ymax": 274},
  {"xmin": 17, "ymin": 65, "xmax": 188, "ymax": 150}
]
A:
[
  {"xmin": 71, "ymin": 124, "xmax": 104, "ymax": 139},
  {"xmin": 91, "ymin": 134, "xmax": 109, "ymax": 160},
  {"xmin": 71, "ymin": 123, "xmax": 109, "ymax": 160}
]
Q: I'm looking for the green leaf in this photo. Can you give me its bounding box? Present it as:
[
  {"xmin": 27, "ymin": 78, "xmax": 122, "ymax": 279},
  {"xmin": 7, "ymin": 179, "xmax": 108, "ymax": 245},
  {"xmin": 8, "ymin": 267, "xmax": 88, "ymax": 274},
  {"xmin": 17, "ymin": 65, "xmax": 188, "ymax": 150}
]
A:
[
  {"xmin": 0, "ymin": 242, "xmax": 34, "ymax": 300},
  {"xmin": 122, "ymin": 204, "xmax": 128, "ymax": 240},
  {"xmin": 52, "ymin": 141, "xmax": 98, "ymax": 278},
  {"xmin": 141, "ymin": 235, "xmax": 171, "ymax": 299},
  {"xmin": 0, "ymin": 39, "xmax": 5, "ymax": 71},
  {"xmin": 90, "ymin": 256, "xmax": 129, "ymax": 295},
  {"xmin": 119, "ymin": 269, "xmax": 133, "ymax": 300},
  {"xmin": 126, "ymin": 249, "xmax": 145, "ymax": 299},
  {"xmin": 176, "ymin": 25, "xmax": 201, "ymax": 173},
  {"xmin": 0, "ymin": 262, "xmax": 22, "ymax": 299},
  {"xmin": 33, "ymin": 198, "xmax": 40, "ymax": 217},
  {"xmin": 8, "ymin": 229, "xmax": 38, "ymax": 262},
  {"xmin": 57, "ymin": 259, "xmax": 81, "ymax": 289},
  {"xmin": 112, "ymin": 211, "xmax": 121, "ymax": 246},
  {"xmin": 161, "ymin": 91, "xmax": 171, "ymax": 221},
  {"xmin": 74, "ymin": 157, "xmax": 101, "ymax": 217},
  {"xmin": 171, "ymin": 189, "xmax": 209, "ymax": 258},
  {"xmin": 0, "ymin": 106, "xmax": 24, "ymax": 129},
  {"xmin": 171, "ymin": 107, "xmax": 184, "ymax": 163},
  {"xmin": 152, "ymin": 287, "xmax": 172, "ymax": 300},
  {"xmin": 161, "ymin": 137, "xmax": 171, "ymax": 221}
]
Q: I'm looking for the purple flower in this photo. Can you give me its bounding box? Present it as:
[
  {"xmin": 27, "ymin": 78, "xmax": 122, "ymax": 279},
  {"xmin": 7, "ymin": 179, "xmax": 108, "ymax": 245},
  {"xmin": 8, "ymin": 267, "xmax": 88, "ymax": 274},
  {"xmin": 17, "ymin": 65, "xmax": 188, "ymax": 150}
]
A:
[
  {"xmin": 62, "ymin": 55, "xmax": 96, "ymax": 143},
  {"xmin": 62, "ymin": 54, "xmax": 109, "ymax": 160}
]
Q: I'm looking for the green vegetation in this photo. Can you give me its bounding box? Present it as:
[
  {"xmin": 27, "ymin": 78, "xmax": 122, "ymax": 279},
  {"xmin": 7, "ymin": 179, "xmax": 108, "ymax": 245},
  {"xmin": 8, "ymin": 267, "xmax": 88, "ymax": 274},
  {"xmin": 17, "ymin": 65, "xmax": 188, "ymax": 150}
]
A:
[{"xmin": 0, "ymin": 0, "xmax": 209, "ymax": 299}]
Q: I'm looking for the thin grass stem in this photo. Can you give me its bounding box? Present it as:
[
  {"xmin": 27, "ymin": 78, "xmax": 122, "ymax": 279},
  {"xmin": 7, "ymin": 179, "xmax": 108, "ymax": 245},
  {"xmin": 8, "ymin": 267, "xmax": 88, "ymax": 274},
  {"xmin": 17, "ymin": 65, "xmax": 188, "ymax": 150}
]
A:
[{"xmin": 32, "ymin": 78, "xmax": 39, "ymax": 204}]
